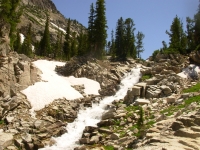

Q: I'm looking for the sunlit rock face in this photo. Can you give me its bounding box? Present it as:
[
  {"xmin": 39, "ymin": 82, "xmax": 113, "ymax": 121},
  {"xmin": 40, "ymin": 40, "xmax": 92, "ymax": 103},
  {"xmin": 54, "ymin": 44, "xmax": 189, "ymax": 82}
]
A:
[{"xmin": 21, "ymin": 0, "xmax": 57, "ymax": 12}]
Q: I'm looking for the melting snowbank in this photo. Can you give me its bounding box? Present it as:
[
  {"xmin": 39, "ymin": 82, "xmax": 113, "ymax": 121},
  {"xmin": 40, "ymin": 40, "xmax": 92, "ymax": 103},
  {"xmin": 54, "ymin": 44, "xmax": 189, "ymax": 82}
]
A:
[
  {"xmin": 21, "ymin": 60, "xmax": 100, "ymax": 111},
  {"xmin": 177, "ymin": 64, "xmax": 200, "ymax": 79},
  {"xmin": 40, "ymin": 66, "xmax": 141, "ymax": 150}
]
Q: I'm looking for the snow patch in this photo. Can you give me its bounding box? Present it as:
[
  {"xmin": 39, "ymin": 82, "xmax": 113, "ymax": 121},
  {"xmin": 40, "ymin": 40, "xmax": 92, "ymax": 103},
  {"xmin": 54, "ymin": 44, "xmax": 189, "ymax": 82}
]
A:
[
  {"xmin": 177, "ymin": 64, "xmax": 200, "ymax": 79},
  {"xmin": 19, "ymin": 33, "xmax": 25, "ymax": 44},
  {"xmin": 50, "ymin": 22, "xmax": 66, "ymax": 34},
  {"xmin": 21, "ymin": 60, "xmax": 100, "ymax": 111}
]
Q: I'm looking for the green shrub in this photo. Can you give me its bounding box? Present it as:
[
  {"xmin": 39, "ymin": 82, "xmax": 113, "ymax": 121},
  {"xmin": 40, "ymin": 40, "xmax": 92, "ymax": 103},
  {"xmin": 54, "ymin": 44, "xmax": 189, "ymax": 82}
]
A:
[
  {"xmin": 141, "ymin": 74, "xmax": 152, "ymax": 81},
  {"xmin": 104, "ymin": 145, "xmax": 114, "ymax": 150},
  {"xmin": 160, "ymin": 95, "xmax": 200, "ymax": 116},
  {"xmin": 152, "ymin": 49, "xmax": 160, "ymax": 60},
  {"xmin": 183, "ymin": 82, "xmax": 200, "ymax": 93}
]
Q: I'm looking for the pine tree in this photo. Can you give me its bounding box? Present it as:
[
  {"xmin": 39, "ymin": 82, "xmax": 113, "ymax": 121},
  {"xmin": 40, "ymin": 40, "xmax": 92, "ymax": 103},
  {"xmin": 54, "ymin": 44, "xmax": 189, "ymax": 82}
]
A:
[
  {"xmin": 0, "ymin": 0, "xmax": 22, "ymax": 49},
  {"xmin": 194, "ymin": 5, "xmax": 200, "ymax": 50},
  {"xmin": 70, "ymin": 32, "xmax": 78, "ymax": 57},
  {"xmin": 166, "ymin": 15, "xmax": 187, "ymax": 54},
  {"xmin": 54, "ymin": 29, "xmax": 63, "ymax": 59},
  {"xmin": 63, "ymin": 18, "xmax": 71, "ymax": 60},
  {"xmin": 115, "ymin": 17, "xmax": 125, "ymax": 59},
  {"xmin": 136, "ymin": 31, "xmax": 145, "ymax": 58},
  {"xmin": 88, "ymin": 3, "xmax": 95, "ymax": 53},
  {"xmin": 93, "ymin": 0, "xmax": 107, "ymax": 59},
  {"xmin": 0, "ymin": 0, "xmax": 12, "ymax": 22},
  {"xmin": 21, "ymin": 23, "xmax": 33, "ymax": 57},
  {"xmin": 39, "ymin": 14, "xmax": 51, "ymax": 56},
  {"xmin": 124, "ymin": 18, "xmax": 136, "ymax": 59},
  {"xmin": 13, "ymin": 31, "xmax": 21, "ymax": 53},
  {"xmin": 77, "ymin": 30, "xmax": 88, "ymax": 56},
  {"xmin": 186, "ymin": 17, "xmax": 195, "ymax": 52},
  {"xmin": 110, "ymin": 29, "xmax": 116, "ymax": 58},
  {"xmin": 9, "ymin": 0, "xmax": 22, "ymax": 48}
]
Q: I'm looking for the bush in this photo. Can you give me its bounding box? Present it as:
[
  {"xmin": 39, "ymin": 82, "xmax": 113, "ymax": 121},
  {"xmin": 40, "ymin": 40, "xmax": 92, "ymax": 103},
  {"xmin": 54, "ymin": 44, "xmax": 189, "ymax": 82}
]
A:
[
  {"xmin": 183, "ymin": 82, "xmax": 200, "ymax": 93},
  {"xmin": 104, "ymin": 145, "xmax": 114, "ymax": 150},
  {"xmin": 152, "ymin": 49, "xmax": 160, "ymax": 60},
  {"xmin": 141, "ymin": 74, "xmax": 152, "ymax": 81}
]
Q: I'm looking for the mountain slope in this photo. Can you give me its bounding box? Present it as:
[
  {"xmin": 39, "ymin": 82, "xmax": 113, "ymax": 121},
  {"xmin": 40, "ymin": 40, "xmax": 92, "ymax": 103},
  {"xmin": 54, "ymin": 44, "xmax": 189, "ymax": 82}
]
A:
[{"xmin": 18, "ymin": 0, "xmax": 86, "ymax": 44}]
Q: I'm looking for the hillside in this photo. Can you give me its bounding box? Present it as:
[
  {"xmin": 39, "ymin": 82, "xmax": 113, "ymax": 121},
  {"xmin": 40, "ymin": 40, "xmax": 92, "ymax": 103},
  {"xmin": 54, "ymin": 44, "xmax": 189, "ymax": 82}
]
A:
[
  {"xmin": 0, "ymin": 0, "xmax": 200, "ymax": 150},
  {"xmin": 18, "ymin": 0, "xmax": 86, "ymax": 45}
]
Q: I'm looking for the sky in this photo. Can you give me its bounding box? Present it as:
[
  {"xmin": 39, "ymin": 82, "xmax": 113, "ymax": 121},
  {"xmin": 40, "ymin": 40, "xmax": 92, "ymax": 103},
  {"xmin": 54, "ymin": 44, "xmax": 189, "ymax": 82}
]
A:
[{"xmin": 51, "ymin": 0, "xmax": 199, "ymax": 59}]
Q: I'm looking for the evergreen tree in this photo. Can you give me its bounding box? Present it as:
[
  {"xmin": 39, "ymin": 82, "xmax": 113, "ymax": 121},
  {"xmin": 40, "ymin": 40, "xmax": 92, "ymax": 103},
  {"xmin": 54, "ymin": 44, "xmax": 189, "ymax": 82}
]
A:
[
  {"xmin": 9, "ymin": 0, "xmax": 22, "ymax": 47},
  {"xmin": 21, "ymin": 23, "xmax": 33, "ymax": 57},
  {"xmin": 186, "ymin": 17, "xmax": 195, "ymax": 52},
  {"xmin": 166, "ymin": 15, "xmax": 187, "ymax": 54},
  {"xmin": 115, "ymin": 17, "xmax": 125, "ymax": 59},
  {"xmin": 54, "ymin": 29, "xmax": 63, "ymax": 59},
  {"xmin": 106, "ymin": 41, "xmax": 111, "ymax": 54},
  {"xmin": 194, "ymin": 5, "xmax": 200, "ymax": 50},
  {"xmin": 70, "ymin": 32, "xmax": 78, "ymax": 57},
  {"xmin": 88, "ymin": 3, "xmax": 95, "ymax": 53},
  {"xmin": 39, "ymin": 14, "xmax": 51, "ymax": 56},
  {"xmin": 93, "ymin": 0, "xmax": 107, "ymax": 59},
  {"xmin": 136, "ymin": 31, "xmax": 145, "ymax": 58},
  {"xmin": 110, "ymin": 29, "xmax": 116, "ymax": 58},
  {"xmin": 160, "ymin": 40, "xmax": 168, "ymax": 53},
  {"xmin": 0, "ymin": 0, "xmax": 22, "ymax": 49},
  {"xmin": 13, "ymin": 31, "xmax": 21, "ymax": 53},
  {"xmin": 77, "ymin": 30, "xmax": 88, "ymax": 56},
  {"xmin": 0, "ymin": 0, "xmax": 12, "ymax": 22},
  {"xmin": 124, "ymin": 18, "xmax": 136, "ymax": 59},
  {"xmin": 63, "ymin": 18, "xmax": 71, "ymax": 60}
]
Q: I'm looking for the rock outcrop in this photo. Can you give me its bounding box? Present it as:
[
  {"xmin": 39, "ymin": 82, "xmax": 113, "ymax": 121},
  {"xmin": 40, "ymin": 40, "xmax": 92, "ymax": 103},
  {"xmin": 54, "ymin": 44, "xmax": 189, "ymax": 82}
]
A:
[
  {"xmin": 18, "ymin": 0, "xmax": 86, "ymax": 46},
  {"xmin": 190, "ymin": 50, "xmax": 200, "ymax": 65},
  {"xmin": 0, "ymin": 22, "xmax": 11, "ymax": 57},
  {"xmin": 0, "ymin": 52, "xmax": 40, "ymax": 98},
  {"xmin": 21, "ymin": 0, "xmax": 58, "ymax": 12},
  {"xmin": 74, "ymin": 54, "xmax": 200, "ymax": 150},
  {"xmin": 55, "ymin": 56, "xmax": 136, "ymax": 96}
]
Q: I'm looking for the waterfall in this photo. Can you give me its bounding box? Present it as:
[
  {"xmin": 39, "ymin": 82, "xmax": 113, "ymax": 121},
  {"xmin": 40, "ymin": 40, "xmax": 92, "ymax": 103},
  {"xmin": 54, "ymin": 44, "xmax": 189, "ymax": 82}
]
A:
[{"xmin": 40, "ymin": 66, "xmax": 141, "ymax": 150}]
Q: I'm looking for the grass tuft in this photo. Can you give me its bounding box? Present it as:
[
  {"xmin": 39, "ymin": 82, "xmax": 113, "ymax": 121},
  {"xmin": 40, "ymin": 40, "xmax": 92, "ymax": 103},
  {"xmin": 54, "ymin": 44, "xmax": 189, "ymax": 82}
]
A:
[
  {"xmin": 104, "ymin": 145, "xmax": 114, "ymax": 150},
  {"xmin": 183, "ymin": 82, "xmax": 200, "ymax": 93}
]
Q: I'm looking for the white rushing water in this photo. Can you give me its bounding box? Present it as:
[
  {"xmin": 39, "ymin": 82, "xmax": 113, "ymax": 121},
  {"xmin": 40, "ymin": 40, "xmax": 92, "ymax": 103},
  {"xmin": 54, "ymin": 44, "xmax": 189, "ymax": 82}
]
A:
[{"xmin": 40, "ymin": 66, "xmax": 141, "ymax": 150}]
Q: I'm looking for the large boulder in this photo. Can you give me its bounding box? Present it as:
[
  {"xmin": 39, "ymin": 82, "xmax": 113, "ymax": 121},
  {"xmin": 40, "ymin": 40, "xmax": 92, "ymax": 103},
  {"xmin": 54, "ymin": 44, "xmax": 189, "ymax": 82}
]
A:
[
  {"xmin": 0, "ymin": 132, "xmax": 14, "ymax": 149},
  {"xmin": 0, "ymin": 22, "xmax": 11, "ymax": 57},
  {"xmin": 190, "ymin": 50, "xmax": 200, "ymax": 65},
  {"xmin": 0, "ymin": 52, "xmax": 40, "ymax": 97}
]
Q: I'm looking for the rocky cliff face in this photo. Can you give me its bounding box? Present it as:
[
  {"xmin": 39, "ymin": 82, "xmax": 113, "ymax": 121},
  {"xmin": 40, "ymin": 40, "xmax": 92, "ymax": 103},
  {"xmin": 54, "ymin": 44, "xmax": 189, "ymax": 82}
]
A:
[
  {"xmin": 21, "ymin": 0, "xmax": 57, "ymax": 12},
  {"xmin": 0, "ymin": 52, "xmax": 40, "ymax": 98},
  {"xmin": 18, "ymin": 0, "xmax": 86, "ymax": 45}
]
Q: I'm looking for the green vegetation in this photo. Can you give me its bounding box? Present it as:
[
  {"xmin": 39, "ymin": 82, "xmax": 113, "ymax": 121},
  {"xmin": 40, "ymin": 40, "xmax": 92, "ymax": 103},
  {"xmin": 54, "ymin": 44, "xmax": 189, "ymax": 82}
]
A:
[
  {"xmin": 111, "ymin": 105, "xmax": 155, "ymax": 139},
  {"xmin": 38, "ymin": 14, "xmax": 51, "ymax": 56},
  {"xmin": 0, "ymin": 0, "xmax": 22, "ymax": 49},
  {"xmin": 103, "ymin": 145, "xmax": 114, "ymax": 150},
  {"xmin": 183, "ymin": 82, "xmax": 200, "ymax": 93},
  {"xmin": 161, "ymin": 83, "xmax": 200, "ymax": 116},
  {"xmin": 141, "ymin": 74, "xmax": 152, "ymax": 81},
  {"xmin": 161, "ymin": 95, "xmax": 200, "ymax": 116},
  {"xmin": 151, "ymin": 5, "xmax": 200, "ymax": 59},
  {"xmin": 21, "ymin": 23, "xmax": 33, "ymax": 57},
  {"xmin": 0, "ymin": 120, "xmax": 4, "ymax": 124}
]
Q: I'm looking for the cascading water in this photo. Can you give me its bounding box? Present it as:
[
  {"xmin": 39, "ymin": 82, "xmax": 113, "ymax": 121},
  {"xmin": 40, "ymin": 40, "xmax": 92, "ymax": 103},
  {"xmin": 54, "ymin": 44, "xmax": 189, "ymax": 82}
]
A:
[{"xmin": 40, "ymin": 66, "xmax": 141, "ymax": 150}]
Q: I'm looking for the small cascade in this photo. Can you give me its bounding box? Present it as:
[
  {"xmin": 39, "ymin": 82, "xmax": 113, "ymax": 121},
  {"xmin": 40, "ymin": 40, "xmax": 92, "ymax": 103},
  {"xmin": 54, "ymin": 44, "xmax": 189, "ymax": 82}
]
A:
[{"xmin": 40, "ymin": 67, "xmax": 141, "ymax": 150}]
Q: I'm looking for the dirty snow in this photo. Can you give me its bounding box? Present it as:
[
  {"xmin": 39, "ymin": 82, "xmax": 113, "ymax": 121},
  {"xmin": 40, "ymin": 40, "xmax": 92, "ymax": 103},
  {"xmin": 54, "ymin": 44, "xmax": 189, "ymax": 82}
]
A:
[
  {"xmin": 177, "ymin": 64, "xmax": 200, "ymax": 79},
  {"xmin": 21, "ymin": 60, "xmax": 100, "ymax": 111}
]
